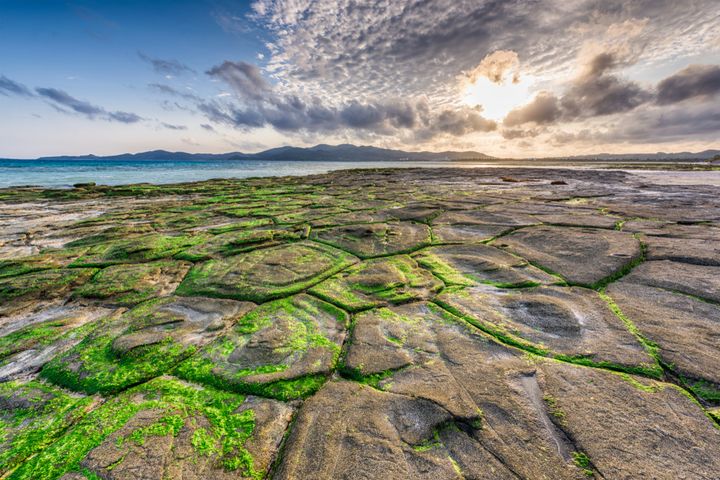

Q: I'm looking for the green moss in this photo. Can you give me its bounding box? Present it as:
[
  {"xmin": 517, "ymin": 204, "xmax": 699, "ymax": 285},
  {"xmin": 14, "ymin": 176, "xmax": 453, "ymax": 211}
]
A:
[
  {"xmin": 175, "ymin": 295, "xmax": 344, "ymax": 400},
  {"xmin": 41, "ymin": 298, "xmax": 203, "ymax": 395},
  {"xmin": 572, "ymin": 451, "xmax": 594, "ymax": 477},
  {"xmin": 73, "ymin": 260, "xmax": 187, "ymax": 305},
  {"xmin": 69, "ymin": 234, "xmax": 205, "ymax": 267},
  {"xmin": 0, "ymin": 268, "xmax": 97, "ymax": 303},
  {"xmin": 8, "ymin": 377, "xmax": 261, "ymax": 480},
  {"xmin": 0, "ymin": 380, "xmax": 95, "ymax": 476}
]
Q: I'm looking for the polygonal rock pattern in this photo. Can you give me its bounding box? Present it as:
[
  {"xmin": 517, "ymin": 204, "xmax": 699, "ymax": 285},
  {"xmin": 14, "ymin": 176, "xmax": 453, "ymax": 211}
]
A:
[
  {"xmin": 295, "ymin": 302, "xmax": 720, "ymax": 479},
  {"xmin": 176, "ymin": 227, "xmax": 305, "ymax": 261},
  {"xmin": 495, "ymin": 225, "xmax": 642, "ymax": 287},
  {"xmin": 607, "ymin": 279, "xmax": 720, "ymax": 401},
  {"xmin": 309, "ymin": 255, "xmax": 442, "ymax": 312},
  {"xmin": 431, "ymin": 209, "xmax": 537, "ymax": 243},
  {"xmin": 69, "ymin": 233, "xmax": 204, "ymax": 267},
  {"xmin": 311, "ymin": 222, "xmax": 431, "ymax": 258},
  {"xmin": 436, "ymin": 285, "xmax": 658, "ymax": 374},
  {"xmin": 176, "ymin": 241, "xmax": 358, "ymax": 302},
  {"xmin": 176, "ymin": 294, "xmax": 348, "ymax": 400},
  {"xmin": 620, "ymin": 259, "xmax": 720, "ymax": 303},
  {"xmin": 0, "ymin": 268, "xmax": 98, "ymax": 316},
  {"xmin": 73, "ymin": 259, "xmax": 191, "ymax": 306},
  {"xmin": 11, "ymin": 377, "xmax": 294, "ymax": 480},
  {"xmin": 2, "ymin": 167, "xmax": 720, "ymax": 479},
  {"xmin": 414, "ymin": 243, "xmax": 559, "ymax": 287},
  {"xmin": 0, "ymin": 303, "xmax": 116, "ymax": 381},
  {"xmin": 42, "ymin": 296, "xmax": 253, "ymax": 394}
]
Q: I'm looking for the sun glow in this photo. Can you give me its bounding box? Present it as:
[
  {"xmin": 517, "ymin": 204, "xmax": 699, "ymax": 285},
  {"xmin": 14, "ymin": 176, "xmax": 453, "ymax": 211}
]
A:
[{"xmin": 461, "ymin": 75, "xmax": 536, "ymax": 121}]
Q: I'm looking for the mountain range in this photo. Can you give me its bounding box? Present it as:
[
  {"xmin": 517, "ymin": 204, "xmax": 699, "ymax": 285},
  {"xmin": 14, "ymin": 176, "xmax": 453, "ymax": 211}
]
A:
[{"xmin": 32, "ymin": 144, "xmax": 720, "ymax": 162}]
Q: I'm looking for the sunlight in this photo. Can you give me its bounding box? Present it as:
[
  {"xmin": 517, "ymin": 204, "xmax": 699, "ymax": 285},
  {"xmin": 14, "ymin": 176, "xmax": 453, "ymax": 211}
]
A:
[{"xmin": 461, "ymin": 75, "xmax": 535, "ymax": 121}]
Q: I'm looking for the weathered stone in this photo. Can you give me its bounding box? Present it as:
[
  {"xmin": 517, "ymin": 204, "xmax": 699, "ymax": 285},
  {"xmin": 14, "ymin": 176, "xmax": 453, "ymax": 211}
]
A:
[
  {"xmin": 414, "ymin": 243, "xmax": 558, "ymax": 287},
  {"xmin": 0, "ymin": 303, "xmax": 116, "ymax": 381},
  {"xmin": 643, "ymin": 235, "xmax": 720, "ymax": 265},
  {"xmin": 176, "ymin": 294, "xmax": 347, "ymax": 399},
  {"xmin": 436, "ymin": 285, "xmax": 658, "ymax": 374},
  {"xmin": 310, "ymin": 255, "xmax": 442, "ymax": 312},
  {"xmin": 431, "ymin": 209, "xmax": 536, "ymax": 243},
  {"xmin": 42, "ymin": 296, "xmax": 253, "ymax": 394},
  {"xmin": 607, "ymin": 280, "xmax": 720, "ymax": 400},
  {"xmin": 0, "ymin": 268, "xmax": 97, "ymax": 317},
  {"xmin": 69, "ymin": 233, "xmax": 204, "ymax": 267},
  {"xmin": 312, "ymin": 222, "xmax": 431, "ymax": 258},
  {"xmin": 619, "ymin": 260, "xmax": 720, "ymax": 303},
  {"xmin": 14, "ymin": 377, "xmax": 294, "ymax": 480},
  {"xmin": 73, "ymin": 260, "xmax": 191, "ymax": 306},
  {"xmin": 495, "ymin": 226, "xmax": 641, "ymax": 286},
  {"xmin": 176, "ymin": 241, "xmax": 358, "ymax": 302},
  {"xmin": 176, "ymin": 227, "xmax": 304, "ymax": 261}
]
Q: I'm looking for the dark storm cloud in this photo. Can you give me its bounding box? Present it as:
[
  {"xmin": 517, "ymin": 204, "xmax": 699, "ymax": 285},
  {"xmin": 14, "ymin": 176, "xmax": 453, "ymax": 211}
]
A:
[
  {"xmin": 138, "ymin": 52, "xmax": 195, "ymax": 76},
  {"xmin": 0, "ymin": 75, "xmax": 33, "ymax": 97},
  {"xmin": 656, "ymin": 64, "xmax": 720, "ymax": 105},
  {"xmin": 36, "ymin": 87, "xmax": 142, "ymax": 123}
]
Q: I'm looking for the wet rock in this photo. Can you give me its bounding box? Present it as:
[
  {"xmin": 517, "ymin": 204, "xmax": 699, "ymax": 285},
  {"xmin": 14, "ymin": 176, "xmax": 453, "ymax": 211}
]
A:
[
  {"xmin": 495, "ymin": 226, "xmax": 641, "ymax": 286},
  {"xmin": 176, "ymin": 241, "xmax": 358, "ymax": 302},
  {"xmin": 620, "ymin": 260, "xmax": 720, "ymax": 303},
  {"xmin": 309, "ymin": 255, "xmax": 442, "ymax": 312},
  {"xmin": 176, "ymin": 294, "xmax": 347, "ymax": 399},
  {"xmin": 607, "ymin": 280, "xmax": 720, "ymax": 400},
  {"xmin": 436, "ymin": 285, "xmax": 658, "ymax": 374},
  {"xmin": 15, "ymin": 377, "xmax": 294, "ymax": 480},
  {"xmin": 0, "ymin": 380, "xmax": 97, "ymax": 476},
  {"xmin": 312, "ymin": 222, "xmax": 431, "ymax": 258},
  {"xmin": 0, "ymin": 303, "xmax": 117, "ymax": 381},
  {"xmin": 175, "ymin": 227, "xmax": 304, "ymax": 262},
  {"xmin": 73, "ymin": 260, "xmax": 191, "ymax": 306},
  {"xmin": 69, "ymin": 233, "xmax": 205, "ymax": 267},
  {"xmin": 0, "ymin": 268, "xmax": 97, "ymax": 317},
  {"xmin": 414, "ymin": 243, "xmax": 558, "ymax": 287},
  {"xmin": 42, "ymin": 296, "xmax": 253, "ymax": 394},
  {"xmin": 643, "ymin": 235, "xmax": 720, "ymax": 265},
  {"xmin": 431, "ymin": 209, "xmax": 536, "ymax": 243}
]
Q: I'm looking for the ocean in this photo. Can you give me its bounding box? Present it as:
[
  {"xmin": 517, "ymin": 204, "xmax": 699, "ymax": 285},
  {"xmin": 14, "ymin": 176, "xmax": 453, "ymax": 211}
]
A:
[{"xmin": 0, "ymin": 158, "xmax": 496, "ymax": 189}]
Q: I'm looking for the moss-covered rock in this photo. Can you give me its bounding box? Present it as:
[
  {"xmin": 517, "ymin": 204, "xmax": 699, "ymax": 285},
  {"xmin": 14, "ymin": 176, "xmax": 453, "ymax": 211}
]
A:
[
  {"xmin": 42, "ymin": 296, "xmax": 253, "ymax": 395},
  {"xmin": 176, "ymin": 294, "xmax": 348, "ymax": 400},
  {"xmin": 310, "ymin": 255, "xmax": 442, "ymax": 312},
  {"xmin": 8, "ymin": 377, "xmax": 294, "ymax": 480},
  {"xmin": 69, "ymin": 234, "xmax": 205, "ymax": 267},
  {"xmin": 73, "ymin": 260, "xmax": 191, "ymax": 305},
  {"xmin": 176, "ymin": 241, "xmax": 358, "ymax": 302},
  {"xmin": 312, "ymin": 222, "xmax": 431, "ymax": 258}
]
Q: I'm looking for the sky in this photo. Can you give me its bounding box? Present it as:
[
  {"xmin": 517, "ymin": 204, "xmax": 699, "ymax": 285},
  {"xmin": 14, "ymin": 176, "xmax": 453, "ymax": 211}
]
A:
[{"xmin": 1, "ymin": 0, "xmax": 719, "ymax": 158}]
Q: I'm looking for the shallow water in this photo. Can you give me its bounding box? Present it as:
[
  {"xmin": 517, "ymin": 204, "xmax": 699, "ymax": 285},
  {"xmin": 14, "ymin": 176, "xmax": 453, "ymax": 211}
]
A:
[
  {"xmin": 1, "ymin": 157, "xmax": 718, "ymax": 188},
  {"xmin": 0, "ymin": 158, "xmax": 498, "ymax": 188}
]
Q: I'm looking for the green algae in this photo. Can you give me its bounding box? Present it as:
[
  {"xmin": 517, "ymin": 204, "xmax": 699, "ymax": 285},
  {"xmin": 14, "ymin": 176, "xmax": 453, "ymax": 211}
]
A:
[
  {"xmin": 8, "ymin": 377, "xmax": 261, "ymax": 480},
  {"xmin": 69, "ymin": 233, "xmax": 205, "ymax": 267}
]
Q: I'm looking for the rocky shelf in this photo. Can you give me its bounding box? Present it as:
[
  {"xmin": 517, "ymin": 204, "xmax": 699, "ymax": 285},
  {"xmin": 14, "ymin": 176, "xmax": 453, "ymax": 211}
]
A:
[{"xmin": 0, "ymin": 167, "xmax": 719, "ymax": 479}]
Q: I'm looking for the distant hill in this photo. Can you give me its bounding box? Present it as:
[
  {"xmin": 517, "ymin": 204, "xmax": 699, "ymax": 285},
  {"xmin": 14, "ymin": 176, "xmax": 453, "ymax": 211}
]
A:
[
  {"xmin": 26, "ymin": 145, "xmax": 720, "ymax": 162},
  {"xmin": 36, "ymin": 144, "xmax": 493, "ymax": 162},
  {"xmin": 563, "ymin": 150, "xmax": 720, "ymax": 161}
]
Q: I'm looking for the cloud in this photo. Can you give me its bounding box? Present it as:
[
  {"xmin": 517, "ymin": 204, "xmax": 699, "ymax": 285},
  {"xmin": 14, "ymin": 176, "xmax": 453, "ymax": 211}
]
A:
[
  {"xmin": 200, "ymin": 123, "xmax": 216, "ymax": 131},
  {"xmin": 0, "ymin": 75, "xmax": 33, "ymax": 97},
  {"xmin": 161, "ymin": 122, "xmax": 187, "ymax": 130},
  {"xmin": 206, "ymin": 61, "xmax": 270, "ymax": 101},
  {"xmin": 656, "ymin": 64, "xmax": 720, "ymax": 105},
  {"xmin": 465, "ymin": 50, "xmax": 520, "ymax": 84},
  {"xmin": 35, "ymin": 87, "xmax": 142, "ymax": 123},
  {"xmin": 504, "ymin": 91, "xmax": 561, "ymax": 126},
  {"xmin": 148, "ymin": 83, "xmax": 201, "ymax": 102},
  {"xmin": 138, "ymin": 52, "xmax": 194, "ymax": 76}
]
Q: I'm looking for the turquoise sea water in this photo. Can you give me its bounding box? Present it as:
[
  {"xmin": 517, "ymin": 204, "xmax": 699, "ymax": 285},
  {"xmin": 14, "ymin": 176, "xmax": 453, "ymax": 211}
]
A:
[{"xmin": 0, "ymin": 158, "xmax": 487, "ymax": 188}]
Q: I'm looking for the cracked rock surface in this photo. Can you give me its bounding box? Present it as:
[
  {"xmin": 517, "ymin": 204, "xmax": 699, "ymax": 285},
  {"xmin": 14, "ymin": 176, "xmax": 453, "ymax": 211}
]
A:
[{"xmin": 1, "ymin": 167, "xmax": 719, "ymax": 479}]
